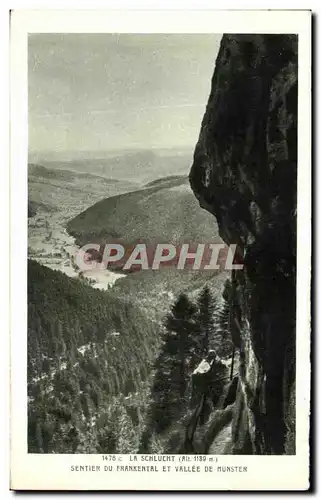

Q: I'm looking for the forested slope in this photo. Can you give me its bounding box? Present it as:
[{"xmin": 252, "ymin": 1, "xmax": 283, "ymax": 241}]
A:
[
  {"xmin": 28, "ymin": 259, "xmax": 163, "ymax": 453},
  {"xmin": 28, "ymin": 259, "xmax": 233, "ymax": 454},
  {"xmin": 67, "ymin": 175, "xmax": 220, "ymax": 247}
]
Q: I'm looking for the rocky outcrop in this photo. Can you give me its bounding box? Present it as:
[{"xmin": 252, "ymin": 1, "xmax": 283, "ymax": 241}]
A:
[{"xmin": 189, "ymin": 34, "xmax": 297, "ymax": 454}]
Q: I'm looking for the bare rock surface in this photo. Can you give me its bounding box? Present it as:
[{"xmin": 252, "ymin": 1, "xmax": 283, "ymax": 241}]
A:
[{"xmin": 189, "ymin": 34, "xmax": 297, "ymax": 454}]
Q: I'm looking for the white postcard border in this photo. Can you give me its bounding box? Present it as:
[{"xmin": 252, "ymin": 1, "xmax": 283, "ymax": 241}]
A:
[{"xmin": 10, "ymin": 9, "xmax": 311, "ymax": 491}]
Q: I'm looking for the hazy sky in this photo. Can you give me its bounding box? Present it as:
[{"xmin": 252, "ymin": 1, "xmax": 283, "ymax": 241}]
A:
[{"xmin": 29, "ymin": 34, "xmax": 221, "ymax": 157}]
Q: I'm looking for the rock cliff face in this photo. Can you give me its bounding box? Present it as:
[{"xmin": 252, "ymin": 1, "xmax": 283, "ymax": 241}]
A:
[{"xmin": 189, "ymin": 34, "xmax": 297, "ymax": 454}]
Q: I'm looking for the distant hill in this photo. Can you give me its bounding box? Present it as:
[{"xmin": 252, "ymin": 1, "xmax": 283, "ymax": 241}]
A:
[
  {"xmin": 28, "ymin": 162, "xmax": 138, "ymax": 216},
  {"xmin": 33, "ymin": 149, "xmax": 193, "ymax": 184},
  {"xmin": 29, "ymin": 163, "xmax": 132, "ymax": 184},
  {"xmin": 67, "ymin": 174, "xmax": 220, "ymax": 248},
  {"xmin": 144, "ymin": 175, "xmax": 189, "ymax": 188}
]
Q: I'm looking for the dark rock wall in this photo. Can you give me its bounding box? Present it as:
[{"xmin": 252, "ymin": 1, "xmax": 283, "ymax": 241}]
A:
[{"xmin": 189, "ymin": 34, "xmax": 297, "ymax": 454}]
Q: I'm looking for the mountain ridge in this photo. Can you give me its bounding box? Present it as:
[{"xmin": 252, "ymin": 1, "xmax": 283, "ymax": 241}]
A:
[{"xmin": 67, "ymin": 174, "xmax": 221, "ymax": 249}]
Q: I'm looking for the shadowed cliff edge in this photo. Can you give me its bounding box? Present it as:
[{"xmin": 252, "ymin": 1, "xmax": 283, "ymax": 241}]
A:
[{"xmin": 189, "ymin": 34, "xmax": 297, "ymax": 455}]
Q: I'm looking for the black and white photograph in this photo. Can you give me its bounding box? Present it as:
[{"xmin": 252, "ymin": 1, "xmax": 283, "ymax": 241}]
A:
[{"xmin": 9, "ymin": 9, "xmax": 311, "ymax": 491}]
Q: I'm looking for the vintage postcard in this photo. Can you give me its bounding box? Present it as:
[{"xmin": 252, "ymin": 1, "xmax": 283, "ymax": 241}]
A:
[{"xmin": 10, "ymin": 9, "xmax": 311, "ymax": 491}]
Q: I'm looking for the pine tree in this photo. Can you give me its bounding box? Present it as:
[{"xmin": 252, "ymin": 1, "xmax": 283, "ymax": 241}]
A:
[
  {"xmin": 115, "ymin": 406, "xmax": 139, "ymax": 454},
  {"xmin": 164, "ymin": 294, "xmax": 198, "ymax": 398},
  {"xmin": 35, "ymin": 421, "xmax": 44, "ymax": 453},
  {"xmin": 143, "ymin": 293, "xmax": 199, "ymax": 441},
  {"xmin": 52, "ymin": 320, "xmax": 64, "ymax": 368},
  {"xmin": 34, "ymin": 337, "xmax": 42, "ymax": 374},
  {"xmin": 197, "ymin": 286, "xmax": 216, "ymax": 356}
]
